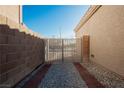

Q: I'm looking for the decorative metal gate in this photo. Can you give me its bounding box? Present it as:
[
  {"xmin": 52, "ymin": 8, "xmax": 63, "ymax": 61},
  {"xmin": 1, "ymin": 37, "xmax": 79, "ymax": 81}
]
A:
[{"xmin": 45, "ymin": 38, "xmax": 82, "ymax": 63}]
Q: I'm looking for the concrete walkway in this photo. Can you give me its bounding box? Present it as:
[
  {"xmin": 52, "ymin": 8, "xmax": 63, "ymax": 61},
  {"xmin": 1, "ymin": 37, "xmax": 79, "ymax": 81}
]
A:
[{"xmin": 38, "ymin": 62, "xmax": 88, "ymax": 88}]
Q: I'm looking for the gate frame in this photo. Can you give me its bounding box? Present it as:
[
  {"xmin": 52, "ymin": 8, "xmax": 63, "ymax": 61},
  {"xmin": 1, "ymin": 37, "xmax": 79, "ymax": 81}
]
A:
[{"xmin": 45, "ymin": 38, "xmax": 83, "ymax": 63}]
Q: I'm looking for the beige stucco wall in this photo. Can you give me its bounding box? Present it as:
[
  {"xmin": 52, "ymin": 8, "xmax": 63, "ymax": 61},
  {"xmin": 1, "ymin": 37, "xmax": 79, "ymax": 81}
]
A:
[
  {"xmin": 75, "ymin": 5, "xmax": 124, "ymax": 77},
  {"xmin": 0, "ymin": 5, "xmax": 22, "ymax": 23}
]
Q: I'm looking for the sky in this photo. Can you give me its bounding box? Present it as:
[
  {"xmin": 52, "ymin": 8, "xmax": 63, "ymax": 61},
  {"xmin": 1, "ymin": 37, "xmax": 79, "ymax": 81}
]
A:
[{"xmin": 23, "ymin": 5, "xmax": 89, "ymax": 38}]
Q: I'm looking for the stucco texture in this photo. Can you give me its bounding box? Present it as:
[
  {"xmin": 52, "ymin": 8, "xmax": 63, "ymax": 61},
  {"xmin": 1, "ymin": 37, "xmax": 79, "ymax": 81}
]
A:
[
  {"xmin": 76, "ymin": 5, "xmax": 124, "ymax": 77},
  {"xmin": 0, "ymin": 5, "xmax": 22, "ymax": 23}
]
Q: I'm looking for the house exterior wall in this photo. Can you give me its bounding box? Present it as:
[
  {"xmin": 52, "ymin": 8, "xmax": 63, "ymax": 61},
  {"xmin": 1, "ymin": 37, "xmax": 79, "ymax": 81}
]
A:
[
  {"xmin": 75, "ymin": 5, "xmax": 124, "ymax": 77},
  {"xmin": 0, "ymin": 5, "xmax": 22, "ymax": 23}
]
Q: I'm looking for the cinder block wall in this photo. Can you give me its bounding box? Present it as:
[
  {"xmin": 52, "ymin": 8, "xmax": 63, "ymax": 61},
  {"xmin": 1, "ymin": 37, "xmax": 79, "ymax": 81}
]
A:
[{"xmin": 0, "ymin": 15, "xmax": 45, "ymax": 87}]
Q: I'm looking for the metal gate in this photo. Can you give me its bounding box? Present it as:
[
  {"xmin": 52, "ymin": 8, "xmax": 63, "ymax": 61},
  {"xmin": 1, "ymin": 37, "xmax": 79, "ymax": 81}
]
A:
[{"xmin": 45, "ymin": 38, "xmax": 82, "ymax": 63}]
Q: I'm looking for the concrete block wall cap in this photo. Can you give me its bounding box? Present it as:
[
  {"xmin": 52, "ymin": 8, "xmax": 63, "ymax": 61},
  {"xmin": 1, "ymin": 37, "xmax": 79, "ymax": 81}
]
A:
[
  {"xmin": 28, "ymin": 29, "xmax": 34, "ymax": 36},
  {"xmin": 29, "ymin": 30, "xmax": 35, "ymax": 36},
  {"xmin": 74, "ymin": 5, "xmax": 102, "ymax": 32},
  {"xmin": 28, "ymin": 31, "xmax": 32, "ymax": 35},
  {"xmin": 21, "ymin": 30, "xmax": 26, "ymax": 33},
  {"xmin": 0, "ymin": 14, "xmax": 42, "ymax": 39},
  {"xmin": 34, "ymin": 32, "xmax": 38, "ymax": 37},
  {"xmin": 34, "ymin": 33, "xmax": 38, "ymax": 37}
]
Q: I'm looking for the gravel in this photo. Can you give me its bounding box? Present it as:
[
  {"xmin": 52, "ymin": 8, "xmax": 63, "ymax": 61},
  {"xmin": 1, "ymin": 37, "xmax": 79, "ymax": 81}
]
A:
[
  {"xmin": 81, "ymin": 62, "xmax": 124, "ymax": 88},
  {"xmin": 38, "ymin": 62, "xmax": 88, "ymax": 88}
]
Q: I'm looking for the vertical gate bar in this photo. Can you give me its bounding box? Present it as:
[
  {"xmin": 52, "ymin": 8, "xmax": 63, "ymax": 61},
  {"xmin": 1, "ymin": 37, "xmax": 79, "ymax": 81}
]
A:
[
  {"xmin": 81, "ymin": 38, "xmax": 83, "ymax": 63},
  {"xmin": 45, "ymin": 39, "xmax": 46, "ymax": 62},
  {"xmin": 48, "ymin": 39, "xmax": 49, "ymax": 62},
  {"xmin": 55, "ymin": 39, "xmax": 56, "ymax": 61},
  {"xmin": 62, "ymin": 39, "xmax": 64, "ymax": 62},
  {"xmin": 56, "ymin": 39, "xmax": 59, "ymax": 60},
  {"xmin": 58, "ymin": 39, "xmax": 59, "ymax": 61},
  {"xmin": 53, "ymin": 39, "xmax": 54, "ymax": 62}
]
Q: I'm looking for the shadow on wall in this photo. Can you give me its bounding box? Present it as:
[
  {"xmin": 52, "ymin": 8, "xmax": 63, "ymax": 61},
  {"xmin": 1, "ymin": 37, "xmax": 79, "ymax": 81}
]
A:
[{"xmin": 0, "ymin": 16, "xmax": 45, "ymax": 87}]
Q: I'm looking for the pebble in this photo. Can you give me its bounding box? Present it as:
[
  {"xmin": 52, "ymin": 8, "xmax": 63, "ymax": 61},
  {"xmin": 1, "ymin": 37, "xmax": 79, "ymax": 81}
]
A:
[
  {"xmin": 81, "ymin": 62, "xmax": 124, "ymax": 88},
  {"xmin": 39, "ymin": 62, "xmax": 88, "ymax": 88}
]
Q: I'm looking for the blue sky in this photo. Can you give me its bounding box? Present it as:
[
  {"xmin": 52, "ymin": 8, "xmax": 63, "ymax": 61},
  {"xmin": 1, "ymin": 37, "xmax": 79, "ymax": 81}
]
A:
[{"xmin": 23, "ymin": 5, "xmax": 89, "ymax": 38}]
